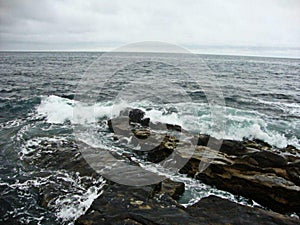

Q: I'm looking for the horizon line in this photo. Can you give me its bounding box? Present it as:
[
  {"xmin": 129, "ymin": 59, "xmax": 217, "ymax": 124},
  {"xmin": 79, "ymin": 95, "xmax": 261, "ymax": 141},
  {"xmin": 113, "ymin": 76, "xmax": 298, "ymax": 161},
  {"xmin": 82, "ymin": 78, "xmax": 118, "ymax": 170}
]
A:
[{"xmin": 0, "ymin": 50, "xmax": 299, "ymax": 60}]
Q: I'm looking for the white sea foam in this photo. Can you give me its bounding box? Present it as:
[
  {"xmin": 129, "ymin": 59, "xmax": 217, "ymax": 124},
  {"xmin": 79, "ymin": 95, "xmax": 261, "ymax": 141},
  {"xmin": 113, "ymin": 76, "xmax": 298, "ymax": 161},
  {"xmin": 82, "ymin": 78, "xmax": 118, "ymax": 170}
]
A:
[
  {"xmin": 54, "ymin": 179, "xmax": 105, "ymax": 224},
  {"xmin": 36, "ymin": 95, "xmax": 299, "ymax": 148},
  {"xmin": 256, "ymin": 98, "xmax": 300, "ymax": 117},
  {"xmin": 1, "ymin": 168, "xmax": 104, "ymax": 225}
]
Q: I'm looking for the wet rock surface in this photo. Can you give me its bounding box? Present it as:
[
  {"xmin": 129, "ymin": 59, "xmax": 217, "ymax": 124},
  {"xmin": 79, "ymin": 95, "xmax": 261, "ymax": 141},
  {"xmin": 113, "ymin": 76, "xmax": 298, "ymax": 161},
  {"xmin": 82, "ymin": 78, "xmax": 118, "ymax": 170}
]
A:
[
  {"xmin": 108, "ymin": 109, "xmax": 300, "ymax": 214},
  {"xmin": 22, "ymin": 108, "xmax": 300, "ymax": 224},
  {"xmin": 179, "ymin": 138, "xmax": 300, "ymax": 213},
  {"xmin": 101, "ymin": 109, "xmax": 300, "ymax": 217},
  {"xmin": 75, "ymin": 182, "xmax": 299, "ymax": 225}
]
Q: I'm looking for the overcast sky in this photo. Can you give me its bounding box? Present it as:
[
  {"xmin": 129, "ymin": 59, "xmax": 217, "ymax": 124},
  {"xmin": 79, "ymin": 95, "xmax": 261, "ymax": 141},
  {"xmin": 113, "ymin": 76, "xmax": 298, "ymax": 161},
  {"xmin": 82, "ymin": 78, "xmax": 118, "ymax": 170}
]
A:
[{"xmin": 0, "ymin": 0, "xmax": 299, "ymax": 57}]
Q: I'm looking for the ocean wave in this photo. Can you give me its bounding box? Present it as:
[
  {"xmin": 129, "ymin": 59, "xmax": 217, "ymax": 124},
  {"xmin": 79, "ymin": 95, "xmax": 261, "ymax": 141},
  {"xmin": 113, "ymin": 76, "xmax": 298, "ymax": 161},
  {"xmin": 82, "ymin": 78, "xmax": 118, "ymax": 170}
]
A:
[
  {"xmin": 35, "ymin": 95, "xmax": 299, "ymax": 148},
  {"xmin": 255, "ymin": 98, "xmax": 300, "ymax": 117}
]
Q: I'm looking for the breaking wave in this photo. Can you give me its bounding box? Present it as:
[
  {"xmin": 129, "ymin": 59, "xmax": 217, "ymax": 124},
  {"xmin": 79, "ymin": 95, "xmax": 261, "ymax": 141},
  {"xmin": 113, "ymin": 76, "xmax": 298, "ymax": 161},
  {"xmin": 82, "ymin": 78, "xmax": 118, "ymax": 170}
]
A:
[{"xmin": 36, "ymin": 95, "xmax": 299, "ymax": 148}]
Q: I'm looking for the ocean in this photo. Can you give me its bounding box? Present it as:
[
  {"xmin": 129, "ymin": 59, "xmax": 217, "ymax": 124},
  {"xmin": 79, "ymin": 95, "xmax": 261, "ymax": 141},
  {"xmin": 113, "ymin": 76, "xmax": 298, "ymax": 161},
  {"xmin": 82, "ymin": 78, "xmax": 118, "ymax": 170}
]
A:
[{"xmin": 0, "ymin": 52, "xmax": 299, "ymax": 224}]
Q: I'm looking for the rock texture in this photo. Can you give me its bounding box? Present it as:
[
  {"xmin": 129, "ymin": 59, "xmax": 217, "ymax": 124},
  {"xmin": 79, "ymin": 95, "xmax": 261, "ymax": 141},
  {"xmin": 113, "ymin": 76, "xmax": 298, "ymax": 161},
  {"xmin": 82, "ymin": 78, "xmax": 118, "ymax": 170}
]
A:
[
  {"xmin": 75, "ymin": 182, "xmax": 299, "ymax": 225},
  {"xmin": 179, "ymin": 137, "xmax": 300, "ymax": 213},
  {"xmin": 106, "ymin": 109, "xmax": 300, "ymax": 215},
  {"xmin": 24, "ymin": 108, "xmax": 300, "ymax": 224}
]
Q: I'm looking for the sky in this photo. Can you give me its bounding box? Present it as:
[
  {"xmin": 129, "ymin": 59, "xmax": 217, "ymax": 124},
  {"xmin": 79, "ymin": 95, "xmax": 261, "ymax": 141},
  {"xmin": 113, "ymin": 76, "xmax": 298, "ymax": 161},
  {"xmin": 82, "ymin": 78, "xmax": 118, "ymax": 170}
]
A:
[{"xmin": 0, "ymin": 0, "xmax": 300, "ymax": 57}]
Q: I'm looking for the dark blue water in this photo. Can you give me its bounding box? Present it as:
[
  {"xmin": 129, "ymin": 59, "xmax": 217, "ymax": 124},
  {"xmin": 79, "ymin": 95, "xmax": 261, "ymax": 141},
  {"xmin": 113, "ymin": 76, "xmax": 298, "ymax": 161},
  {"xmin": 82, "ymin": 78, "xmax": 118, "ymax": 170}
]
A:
[{"xmin": 0, "ymin": 52, "xmax": 299, "ymax": 224}]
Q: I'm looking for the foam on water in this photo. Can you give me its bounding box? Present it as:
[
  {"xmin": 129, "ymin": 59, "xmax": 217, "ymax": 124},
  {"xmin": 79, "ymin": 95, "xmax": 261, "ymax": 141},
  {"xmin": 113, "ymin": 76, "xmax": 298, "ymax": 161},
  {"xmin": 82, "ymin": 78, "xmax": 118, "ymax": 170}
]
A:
[
  {"xmin": 256, "ymin": 98, "xmax": 300, "ymax": 117},
  {"xmin": 0, "ymin": 170, "xmax": 104, "ymax": 224},
  {"xmin": 16, "ymin": 136, "xmax": 106, "ymax": 225},
  {"xmin": 54, "ymin": 180, "xmax": 104, "ymax": 223},
  {"xmin": 36, "ymin": 95, "xmax": 299, "ymax": 148}
]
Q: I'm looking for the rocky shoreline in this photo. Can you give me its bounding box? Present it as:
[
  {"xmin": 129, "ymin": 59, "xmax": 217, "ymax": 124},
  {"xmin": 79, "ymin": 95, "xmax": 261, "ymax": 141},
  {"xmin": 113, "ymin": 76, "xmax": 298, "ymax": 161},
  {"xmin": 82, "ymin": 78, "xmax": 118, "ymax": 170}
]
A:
[
  {"xmin": 21, "ymin": 108, "xmax": 300, "ymax": 224},
  {"xmin": 106, "ymin": 109, "xmax": 300, "ymax": 213}
]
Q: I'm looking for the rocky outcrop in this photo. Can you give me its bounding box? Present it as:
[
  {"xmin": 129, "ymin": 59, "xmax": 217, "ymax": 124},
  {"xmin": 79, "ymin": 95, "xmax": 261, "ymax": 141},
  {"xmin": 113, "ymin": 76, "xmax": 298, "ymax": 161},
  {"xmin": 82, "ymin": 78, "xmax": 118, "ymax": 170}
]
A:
[
  {"xmin": 26, "ymin": 108, "xmax": 300, "ymax": 224},
  {"xmin": 179, "ymin": 138, "xmax": 300, "ymax": 213},
  {"xmin": 106, "ymin": 109, "xmax": 300, "ymax": 215},
  {"xmin": 29, "ymin": 137, "xmax": 299, "ymax": 224},
  {"xmin": 76, "ymin": 181, "xmax": 299, "ymax": 225}
]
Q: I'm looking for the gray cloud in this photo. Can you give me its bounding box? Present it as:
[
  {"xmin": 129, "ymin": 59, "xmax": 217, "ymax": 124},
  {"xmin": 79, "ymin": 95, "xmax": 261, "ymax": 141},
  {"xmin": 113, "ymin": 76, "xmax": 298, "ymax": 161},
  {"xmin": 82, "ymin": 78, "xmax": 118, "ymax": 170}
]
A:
[{"xmin": 0, "ymin": 0, "xmax": 299, "ymax": 56}]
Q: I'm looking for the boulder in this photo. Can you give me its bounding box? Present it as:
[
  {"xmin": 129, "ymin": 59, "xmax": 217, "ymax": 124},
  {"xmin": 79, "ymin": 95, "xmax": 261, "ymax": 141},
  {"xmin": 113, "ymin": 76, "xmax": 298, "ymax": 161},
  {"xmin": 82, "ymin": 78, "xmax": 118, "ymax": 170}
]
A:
[
  {"xmin": 129, "ymin": 108, "xmax": 150, "ymax": 126},
  {"xmin": 129, "ymin": 108, "xmax": 145, "ymax": 123}
]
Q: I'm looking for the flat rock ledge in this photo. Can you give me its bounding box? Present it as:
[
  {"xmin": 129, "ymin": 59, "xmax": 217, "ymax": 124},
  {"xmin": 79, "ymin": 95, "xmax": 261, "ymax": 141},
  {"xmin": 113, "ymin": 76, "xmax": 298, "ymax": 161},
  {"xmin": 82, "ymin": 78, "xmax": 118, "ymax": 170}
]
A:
[{"xmin": 75, "ymin": 182, "xmax": 299, "ymax": 225}]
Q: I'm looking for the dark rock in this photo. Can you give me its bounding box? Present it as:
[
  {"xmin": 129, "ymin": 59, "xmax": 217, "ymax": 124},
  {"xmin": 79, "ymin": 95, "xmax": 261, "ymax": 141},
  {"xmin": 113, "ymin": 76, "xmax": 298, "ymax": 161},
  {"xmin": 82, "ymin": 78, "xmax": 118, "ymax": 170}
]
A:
[
  {"xmin": 186, "ymin": 196, "xmax": 299, "ymax": 225},
  {"xmin": 253, "ymin": 138, "xmax": 272, "ymax": 148},
  {"xmin": 107, "ymin": 117, "xmax": 130, "ymax": 135},
  {"xmin": 140, "ymin": 117, "xmax": 150, "ymax": 127},
  {"xmin": 129, "ymin": 109, "xmax": 145, "ymax": 123},
  {"xmin": 287, "ymin": 160, "xmax": 300, "ymax": 186},
  {"xmin": 75, "ymin": 182, "xmax": 189, "ymax": 225},
  {"xmin": 244, "ymin": 139, "xmax": 272, "ymax": 150},
  {"xmin": 220, "ymin": 139, "xmax": 247, "ymax": 155},
  {"xmin": 157, "ymin": 179, "xmax": 185, "ymax": 200},
  {"xmin": 179, "ymin": 158, "xmax": 200, "ymax": 177},
  {"xmin": 146, "ymin": 135, "xmax": 178, "ymax": 163},
  {"xmin": 76, "ymin": 182, "xmax": 299, "ymax": 225},
  {"xmin": 23, "ymin": 139, "xmax": 97, "ymax": 176},
  {"xmin": 249, "ymin": 151, "xmax": 287, "ymax": 168},
  {"xmin": 196, "ymin": 164, "xmax": 300, "ymax": 213},
  {"xmin": 178, "ymin": 144, "xmax": 300, "ymax": 213},
  {"xmin": 166, "ymin": 123, "xmax": 182, "ymax": 132},
  {"xmin": 103, "ymin": 110, "xmax": 300, "ymax": 216},
  {"xmin": 198, "ymin": 136, "xmax": 247, "ymax": 156},
  {"xmin": 107, "ymin": 119, "xmax": 114, "ymax": 132},
  {"xmin": 197, "ymin": 134, "xmax": 210, "ymax": 146}
]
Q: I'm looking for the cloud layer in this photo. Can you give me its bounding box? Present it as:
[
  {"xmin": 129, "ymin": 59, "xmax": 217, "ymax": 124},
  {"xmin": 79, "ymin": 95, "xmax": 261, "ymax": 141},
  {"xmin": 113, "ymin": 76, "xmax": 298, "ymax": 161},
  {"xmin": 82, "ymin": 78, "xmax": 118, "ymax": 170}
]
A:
[{"xmin": 0, "ymin": 0, "xmax": 299, "ymax": 55}]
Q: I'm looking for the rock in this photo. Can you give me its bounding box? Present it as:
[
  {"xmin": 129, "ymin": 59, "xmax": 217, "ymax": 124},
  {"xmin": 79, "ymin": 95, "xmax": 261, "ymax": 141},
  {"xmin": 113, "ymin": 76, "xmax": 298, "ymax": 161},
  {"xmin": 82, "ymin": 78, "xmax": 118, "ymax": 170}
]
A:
[
  {"xmin": 220, "ymin": 139, "xmax": 247, "ymax": 155},
  {"xmin": 197, "ymin": 134, "xmax": 210, "ymax": 146},
  {"xmin": 166, "ymin": 123, "xmax": 182, "ymax": 132},
  {"xmin": 287, "ymin": 160, "xmax": 300, "ymax": 186},
  {"xmin": 104, "ymin": 109, "xmax": 300, "ymax": 215},
  {"xmin": 157, "ymin": 179, "xmax": 185, "ymax": 200},
  {"xmin": 197, "ymin": 165, "xmax": 300, "ymax": 213},
  {"xmin": 249, "ymin": 151, "xmax": 287, "ymax": 168},
  {"xmin": 243, "ymin": 139, "xmax": 272, "ymax": 150},
  {"xmin": 107, "ymin": 119, "xmax": 114, "ymax": 133},
  {"xmin": 75, "ymin": 182, "xmax": 299, "ymax": 225},
  {"xmin": 146, "ymin": 135, "xmax": 178, "ymax": 163},
  {"xmin": 75, "ymin": 182, "xmax": 188, "ymax": 225},
  {"xmin": 133, "ymin": 129, "xmax": 151, "ymax": 139},
  {"xmin": 128, "ymin": 109, "xmax": 150, "ymax": 126},
  {"xmin": 23, "ymin": 139, "xmax": 97, "ymax": 177},
  {"xmin": 179, "ymin": 145, "xmax": 300, "ymax": 213},
  {"xmin": 198, "ymin": 135, "xmax": 248, "ymax": 155},
  {"xmin": 186, "ymin": 196, "xmax": 299, "ymax": 225},
  {"xmin": 129, "ymin": 108, "xmax": 145, "ymax": 123},
  {"xmin": 107, "ymin": 117, "xmax": 129, "ymax": 135}
]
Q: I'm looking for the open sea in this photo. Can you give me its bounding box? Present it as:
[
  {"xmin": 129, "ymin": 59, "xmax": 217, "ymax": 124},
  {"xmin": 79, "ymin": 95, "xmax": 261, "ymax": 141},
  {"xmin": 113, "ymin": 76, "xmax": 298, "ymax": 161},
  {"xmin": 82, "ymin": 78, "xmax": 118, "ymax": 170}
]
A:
[{"xmin": 0, "ymin": 52, "xmax": 299, "ymax": 224}]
